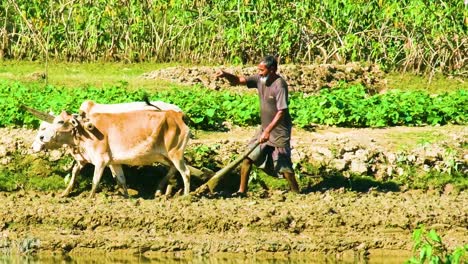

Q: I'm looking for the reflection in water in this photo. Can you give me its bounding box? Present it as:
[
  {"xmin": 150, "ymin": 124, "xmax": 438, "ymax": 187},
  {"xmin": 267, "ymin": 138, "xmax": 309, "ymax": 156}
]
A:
[{"xmin": 0, "ymin": 253, "xmax": 409, "ymax": 264}]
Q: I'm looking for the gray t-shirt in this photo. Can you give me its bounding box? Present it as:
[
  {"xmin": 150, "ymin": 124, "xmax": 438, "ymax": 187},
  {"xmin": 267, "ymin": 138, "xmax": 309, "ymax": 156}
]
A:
[{"xmin": 245, "ymin": 74, "xmax": 292, "ymax": 148}]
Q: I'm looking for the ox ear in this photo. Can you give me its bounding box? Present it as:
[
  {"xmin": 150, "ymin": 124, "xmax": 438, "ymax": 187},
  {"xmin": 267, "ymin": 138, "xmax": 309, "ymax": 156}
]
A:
[{"xmin": 21, "ymin": 105, "xmax": 55, "ymax": 123}]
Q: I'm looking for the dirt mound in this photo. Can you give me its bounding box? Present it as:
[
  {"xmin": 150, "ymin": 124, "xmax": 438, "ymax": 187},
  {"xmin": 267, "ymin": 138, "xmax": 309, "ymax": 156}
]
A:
[{"xmin": 142, "ymin": 63, "xmax": 387, "ymax": 94}]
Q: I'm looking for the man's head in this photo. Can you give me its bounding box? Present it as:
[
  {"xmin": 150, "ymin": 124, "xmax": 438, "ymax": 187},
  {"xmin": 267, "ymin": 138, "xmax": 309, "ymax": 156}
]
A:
[{"xmin": 258, "ymin": 55, "xmax": 278, "ymax": 77}]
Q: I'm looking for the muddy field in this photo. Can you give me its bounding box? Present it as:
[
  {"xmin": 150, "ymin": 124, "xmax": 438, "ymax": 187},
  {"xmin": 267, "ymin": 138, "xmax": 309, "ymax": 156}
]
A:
[
  {"xmin": 0, "ymin": 62, "xmax": 466, "ymax": 261},
  {"xmin": 1, "ymin": 188, "xmax": 467, "ymax": 261},
  {"xmin": 0, "ymin": 125, "xmax": 467, "ymax": 262}
]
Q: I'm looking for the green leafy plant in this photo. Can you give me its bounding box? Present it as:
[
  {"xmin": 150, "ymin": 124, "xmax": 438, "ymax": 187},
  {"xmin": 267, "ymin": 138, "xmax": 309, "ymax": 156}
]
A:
[
  {"xmin": 0, "ymin": 80, "xmax": 466, "ymax": 130},
  {"xmin": 406, "ymin": 225, "xmax": 467, "ymax": 264},
  {"xmin": 185, "ymin": 144, "xmax": 220, "ymax": 171}
]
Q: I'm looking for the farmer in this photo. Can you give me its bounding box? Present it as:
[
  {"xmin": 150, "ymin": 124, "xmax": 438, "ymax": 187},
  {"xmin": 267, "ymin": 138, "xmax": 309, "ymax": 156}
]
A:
[{"xmin": 216, "ymin": 55, "xmax": 300, "ymax": 196}]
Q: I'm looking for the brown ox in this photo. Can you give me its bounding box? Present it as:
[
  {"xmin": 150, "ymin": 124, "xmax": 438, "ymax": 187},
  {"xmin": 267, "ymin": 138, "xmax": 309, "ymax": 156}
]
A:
[
  {"xmin": 31, "ymin": 100, "xmax": 184, "ymax": 197},
  {"xmin": 37, "ymin": 108, "xmax": 191, "ymax": 198}
]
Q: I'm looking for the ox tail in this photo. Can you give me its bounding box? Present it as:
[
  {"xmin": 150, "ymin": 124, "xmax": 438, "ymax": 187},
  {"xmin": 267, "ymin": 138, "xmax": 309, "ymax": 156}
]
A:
[
  {"xmin": 142, "ymin": 94, "xmax": 195, "ymax": 138},
  {"xmin": 143, "ymin": 94, "xmax": 161, "ymax": 111},
  {"xmin": 177, "ymin": 111, "xmax": 194, "ymax": 138},
  {"xmin": 143, "ymin": 94, "xmax": 194, "ymax": 129},
  {"xmin": 182, "ymin": 114, "xmax": 194, "ymax": 129}
]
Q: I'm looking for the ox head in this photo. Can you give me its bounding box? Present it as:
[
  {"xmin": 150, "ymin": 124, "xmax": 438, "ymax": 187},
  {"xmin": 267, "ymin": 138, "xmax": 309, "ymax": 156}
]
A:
[
  {"xmin": 26, "ymin": 108, "xmax": 82, "ymax": 152},
  {"xmin": 32, "ymin": 118, "xmax": 63, "ymax": 152}
]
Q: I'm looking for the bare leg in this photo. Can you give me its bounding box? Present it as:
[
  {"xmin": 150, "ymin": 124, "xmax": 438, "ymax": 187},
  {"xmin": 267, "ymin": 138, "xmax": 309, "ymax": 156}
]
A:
[
  {"xmin": 165, "ymin": 184, "xmax": 173, "ymax": 196},
  {"xmin": 156, "ymin": 166, "xmax": 177, "ymax": 196},
  {"xmin": 61, "ymin": 161, "xmax": 83, "ymax": 197},
  {"xmin": 171, "ymin": 160, "xmax": 191, "ymax": 195},
  {"xmin": 283, "ymin": 171, "xmax": 300, "ymax": 193},
  {"xmin": 89, "ymin": 165, "xmax": 106, "ymax": 198},
  {"xmin": 109, "ymin": 165, "xmax": 128, "ymax": 197},
  {"xmin": 238, "ymin": 158, "xmax": 253, "ymax": 193}
]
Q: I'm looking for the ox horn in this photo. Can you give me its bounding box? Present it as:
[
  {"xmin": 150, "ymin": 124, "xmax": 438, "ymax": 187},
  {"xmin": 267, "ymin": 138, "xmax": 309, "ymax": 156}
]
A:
[{"xmin": 21, "ymin": 105, "xmax": 55, "ymax": 123}]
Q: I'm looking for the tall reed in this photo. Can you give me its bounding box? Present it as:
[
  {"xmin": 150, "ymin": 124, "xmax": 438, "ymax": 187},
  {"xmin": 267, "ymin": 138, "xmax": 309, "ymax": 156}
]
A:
[{"xmin": 1, "ymin": 0, "xmax": 466, "ymax": 75}]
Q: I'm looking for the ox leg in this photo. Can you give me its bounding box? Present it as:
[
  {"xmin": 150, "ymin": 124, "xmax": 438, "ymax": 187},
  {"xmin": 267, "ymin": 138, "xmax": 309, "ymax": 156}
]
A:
[
  {"xmin": 61, "ymin": 161, "xmax": 83, "ymax": 197},
  {"xmin": 89, "ymin": 164, "xmax": 106, "ymax": 198},
  {"xmin": 171, "ymin": 160, "xmax": 191, "ymax": 196},
  {"xmin": 155, "ymin": 166, "xmax": 177, "ymax": 197},
  {"xmin": 109, "ymin": 165, "xmax": 128, "ymax": 198}
]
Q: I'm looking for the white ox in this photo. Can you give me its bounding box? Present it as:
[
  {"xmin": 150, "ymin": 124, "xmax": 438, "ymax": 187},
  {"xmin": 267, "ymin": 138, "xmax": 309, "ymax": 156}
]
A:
[{"xmin": 31, "ymin": 101, "xmax": 190, "ymax": 198}]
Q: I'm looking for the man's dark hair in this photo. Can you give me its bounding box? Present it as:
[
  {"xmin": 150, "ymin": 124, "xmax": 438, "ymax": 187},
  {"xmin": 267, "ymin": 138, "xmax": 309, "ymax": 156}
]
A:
[{"xmin": 261, "ymin": 55, "xmax": 278, "ymax": 70}]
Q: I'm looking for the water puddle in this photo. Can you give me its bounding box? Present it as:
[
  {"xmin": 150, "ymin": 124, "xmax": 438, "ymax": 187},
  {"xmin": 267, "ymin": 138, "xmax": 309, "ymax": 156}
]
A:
[{"xmin": 0, "ymin": 252, "xmax": 410, "ymax": 264}]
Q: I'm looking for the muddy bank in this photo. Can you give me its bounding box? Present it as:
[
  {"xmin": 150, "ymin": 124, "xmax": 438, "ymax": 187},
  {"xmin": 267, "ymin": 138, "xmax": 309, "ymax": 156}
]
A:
[{"xmin": 0, "ymin": 189, "xmax": 466, "ymax": 259}]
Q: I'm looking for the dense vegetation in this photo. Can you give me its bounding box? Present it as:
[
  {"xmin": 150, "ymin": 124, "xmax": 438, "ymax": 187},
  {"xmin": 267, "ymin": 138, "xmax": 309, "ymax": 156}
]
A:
[
  {"xmin": 1, "ymin": 0, "xmax": 466, "ymax": 75},
  {"xmin": 0, "ymin": 80, "xmax": 466, "ymax": 130}
]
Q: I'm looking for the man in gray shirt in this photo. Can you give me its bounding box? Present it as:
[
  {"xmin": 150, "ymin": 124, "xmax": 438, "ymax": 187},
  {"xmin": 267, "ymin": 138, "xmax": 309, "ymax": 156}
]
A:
[{"xmin": 216, "ymin": 55, "xmax": 300, "ymax": 196}]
